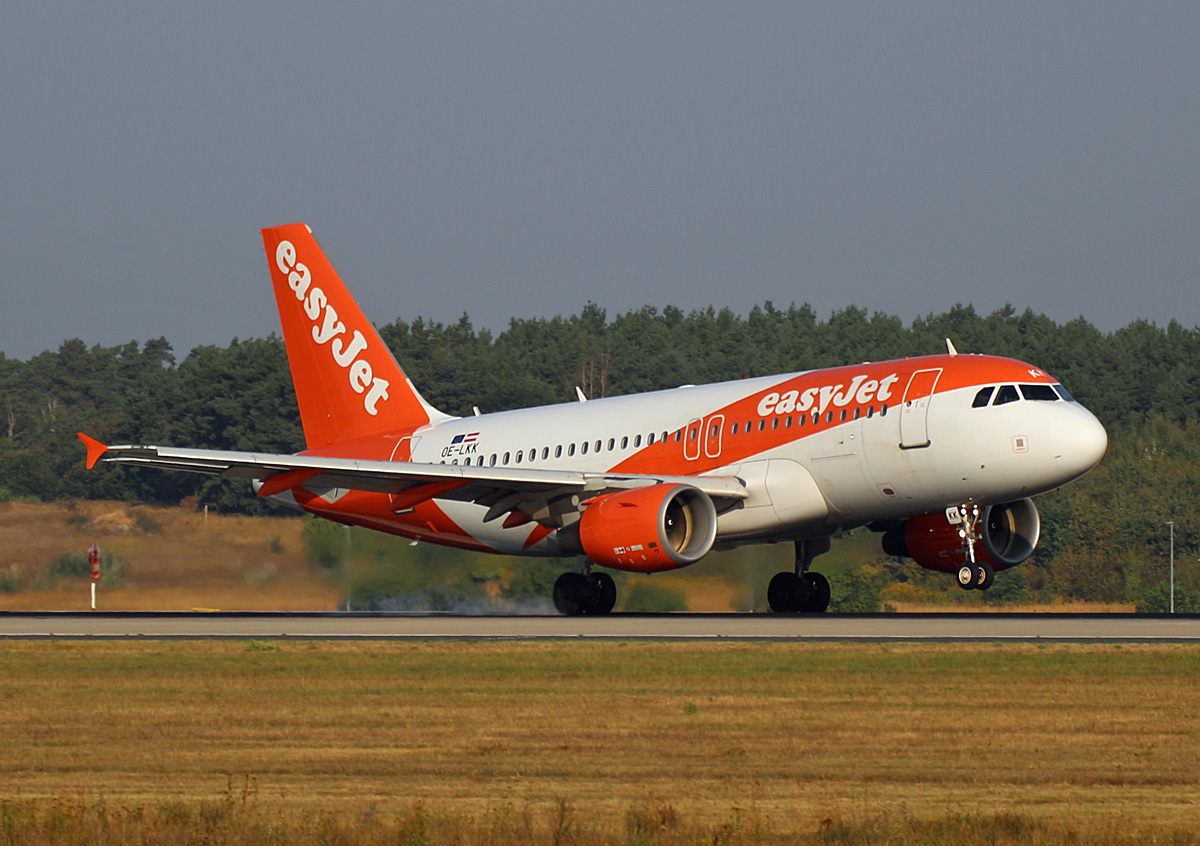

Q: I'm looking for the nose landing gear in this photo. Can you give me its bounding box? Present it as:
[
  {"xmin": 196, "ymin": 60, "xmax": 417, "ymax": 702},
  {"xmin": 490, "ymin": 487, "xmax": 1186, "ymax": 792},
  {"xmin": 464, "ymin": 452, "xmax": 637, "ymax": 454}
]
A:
[
  {"xmin": 956, "ymin": 561, "xmax": 995, "ymax": 591},
  {"xmin": 954, "ymin": 503, "xmax": 994, "ymax": 591}
]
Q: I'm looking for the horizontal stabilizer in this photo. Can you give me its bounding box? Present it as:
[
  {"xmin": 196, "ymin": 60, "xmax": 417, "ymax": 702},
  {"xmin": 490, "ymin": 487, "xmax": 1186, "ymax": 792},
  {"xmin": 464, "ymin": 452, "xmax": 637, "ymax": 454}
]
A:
[{"xmin": 77, "ymin": 432, "xmax": 109, "ymax": 470}]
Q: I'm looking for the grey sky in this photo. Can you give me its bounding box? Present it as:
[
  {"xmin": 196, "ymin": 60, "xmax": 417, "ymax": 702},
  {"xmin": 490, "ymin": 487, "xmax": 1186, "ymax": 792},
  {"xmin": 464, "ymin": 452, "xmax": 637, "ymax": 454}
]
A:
[{"xmin": 3, "ymin": 1, "xmax": 1198, "ymax": 361}]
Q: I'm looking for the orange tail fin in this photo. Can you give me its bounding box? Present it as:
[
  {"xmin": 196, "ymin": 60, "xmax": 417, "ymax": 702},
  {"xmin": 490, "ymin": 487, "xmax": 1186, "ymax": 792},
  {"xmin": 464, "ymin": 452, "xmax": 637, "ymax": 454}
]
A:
[{"xmin": 261, "ymin": 224, "xmax": 445, "ymax": 449}]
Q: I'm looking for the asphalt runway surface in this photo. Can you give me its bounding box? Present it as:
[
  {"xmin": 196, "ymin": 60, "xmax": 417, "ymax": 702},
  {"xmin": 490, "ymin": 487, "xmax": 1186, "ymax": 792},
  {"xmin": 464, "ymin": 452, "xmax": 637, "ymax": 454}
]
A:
[{"xmin": 2, "ymin": 612, "xmax": 1200, "ymax": 641}]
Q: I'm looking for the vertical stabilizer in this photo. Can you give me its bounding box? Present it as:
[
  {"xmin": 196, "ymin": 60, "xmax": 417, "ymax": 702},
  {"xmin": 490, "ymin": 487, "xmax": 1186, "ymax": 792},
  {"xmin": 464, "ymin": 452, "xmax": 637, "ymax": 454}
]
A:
[{"xmin": 261, "ymin": 224, "xmax": 445, "ymax": 449}]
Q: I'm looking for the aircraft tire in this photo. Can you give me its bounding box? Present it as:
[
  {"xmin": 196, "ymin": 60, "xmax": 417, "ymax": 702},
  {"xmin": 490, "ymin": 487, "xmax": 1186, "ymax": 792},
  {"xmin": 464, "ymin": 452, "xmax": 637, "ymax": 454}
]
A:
[
  {"xmin": 956, "ymin": 565, "xmax": 976, "ymax": 590},
  {"xmin": 553, "ymin": 572, "xmax": 589, "ymax": 615},
  {"xmin": 767, "ymin": 571, "xmax": 803, "ymax": 613},
  {"xmin": 583, "ymin": 572, "xmax": 617, "ymax": 615},
  {"xmin": 800, "ymin": 572, "xmax": 831, "ymax": 613},
  {"xmin": 975, "ymin": 563, "xmax": 995, "ymax": 591}
]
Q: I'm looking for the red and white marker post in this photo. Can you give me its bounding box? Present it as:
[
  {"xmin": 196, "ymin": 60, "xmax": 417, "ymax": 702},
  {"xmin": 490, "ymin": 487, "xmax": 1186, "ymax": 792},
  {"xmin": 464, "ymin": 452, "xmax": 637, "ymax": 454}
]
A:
[{"xmin": 87, "ymin": 544, "xmax": 100, "ymax": 610}]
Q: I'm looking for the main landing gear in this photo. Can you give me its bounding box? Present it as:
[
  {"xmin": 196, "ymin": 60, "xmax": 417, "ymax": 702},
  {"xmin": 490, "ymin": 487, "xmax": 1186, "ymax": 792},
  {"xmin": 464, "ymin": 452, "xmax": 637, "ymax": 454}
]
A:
[
  {"xmin": 553, "ymin": 557, "xmax": 616, "ymax": 615},
  {"xmin": 768, "ymin": 538, "xmax": 832, "ymax": 613},
  {"xmin": 954, "ymin": 503, "xmax": 994, "ymax": 591}
]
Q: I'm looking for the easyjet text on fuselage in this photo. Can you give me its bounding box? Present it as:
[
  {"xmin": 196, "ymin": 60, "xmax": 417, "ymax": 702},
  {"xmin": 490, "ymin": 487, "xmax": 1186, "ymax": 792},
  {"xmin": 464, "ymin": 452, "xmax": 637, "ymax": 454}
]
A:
[{"xmin": 756, "ymin": 372, "xmax": 900, "ymax": 418}]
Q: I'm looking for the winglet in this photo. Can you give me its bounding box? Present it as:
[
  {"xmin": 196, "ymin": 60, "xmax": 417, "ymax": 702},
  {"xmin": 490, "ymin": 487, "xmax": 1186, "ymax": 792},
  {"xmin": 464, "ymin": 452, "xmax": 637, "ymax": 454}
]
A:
[{"xmin": 78, "ymin": 433, "xmax": 109, "ymax": 470}]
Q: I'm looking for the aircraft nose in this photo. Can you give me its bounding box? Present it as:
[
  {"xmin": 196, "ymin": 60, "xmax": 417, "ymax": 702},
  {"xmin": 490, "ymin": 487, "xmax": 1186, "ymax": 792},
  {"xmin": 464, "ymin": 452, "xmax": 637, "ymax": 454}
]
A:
[{"xmin": 1050, "ymin": 405, "xmax": 1107, "ymax": 481}]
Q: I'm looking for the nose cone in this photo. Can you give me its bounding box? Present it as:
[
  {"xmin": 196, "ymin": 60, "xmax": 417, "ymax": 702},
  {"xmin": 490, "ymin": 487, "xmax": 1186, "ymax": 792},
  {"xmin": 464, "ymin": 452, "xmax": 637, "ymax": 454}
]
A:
[{"xmin": 1050, "ymin": 405, "xmax": 1107, "ymax": 482}]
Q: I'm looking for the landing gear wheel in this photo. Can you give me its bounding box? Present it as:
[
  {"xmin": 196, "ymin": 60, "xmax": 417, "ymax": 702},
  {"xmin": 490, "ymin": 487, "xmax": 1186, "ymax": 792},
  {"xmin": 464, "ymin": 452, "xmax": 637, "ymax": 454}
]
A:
[
  {"xmin": 975, "ymin": 562, "xmax": 995, "ymax": 591},
  {"xmin": 957, "ymin": 565, "xmax": 976, "ymax": 590},
  {"xmin": 768, "ymin": 571, "xmax": 804, "ymax": 613},
  {"xmin": 582, "ymin": 572, "xmax": 617, "ymax": 615},
  {"xmin": 799, "ymin": 572, "xmax": 831, "ymax": 613},
  {"xmin": 553, "ymin": 572, "xmax": 589, "ymax": 615}
]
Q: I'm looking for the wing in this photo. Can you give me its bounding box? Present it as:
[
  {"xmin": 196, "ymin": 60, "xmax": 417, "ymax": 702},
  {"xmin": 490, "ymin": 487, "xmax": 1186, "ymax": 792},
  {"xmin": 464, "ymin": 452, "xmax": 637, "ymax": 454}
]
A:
[{"xmin": 78, "ymin": 433, "xmax": 749, "ymax": 528}]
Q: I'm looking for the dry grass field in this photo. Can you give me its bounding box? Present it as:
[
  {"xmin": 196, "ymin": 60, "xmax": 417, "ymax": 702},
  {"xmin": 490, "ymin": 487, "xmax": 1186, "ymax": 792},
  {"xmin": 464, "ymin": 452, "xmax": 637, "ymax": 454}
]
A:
[
  {"xmin": 0, "ymin": 501, "xmax": 1140, "ymax": 615},
  {"xmin": 0, "ymin": 501, "xmax": 339, "ymax": 611},
  {"xmin": 1, "ymin": 641, "xmax": 1197, "ymax": 844}
]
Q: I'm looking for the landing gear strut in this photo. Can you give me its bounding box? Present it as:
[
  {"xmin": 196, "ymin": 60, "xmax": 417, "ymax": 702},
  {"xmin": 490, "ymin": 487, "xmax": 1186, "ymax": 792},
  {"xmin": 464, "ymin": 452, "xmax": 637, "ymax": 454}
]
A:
[
  {"xmin": 553, "ymin": 557, "xmax": 616, "ymax": 615},
  {"xmin": 768, "ymin": 538, "xmax": 832, "ymax": 613}
]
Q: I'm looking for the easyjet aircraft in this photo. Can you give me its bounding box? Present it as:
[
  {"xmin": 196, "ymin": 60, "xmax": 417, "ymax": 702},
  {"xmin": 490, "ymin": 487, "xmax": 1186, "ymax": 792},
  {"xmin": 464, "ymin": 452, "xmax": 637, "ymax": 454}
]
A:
[{"xmin": 79, "ymin": 223, "xmax": 1107, "ymax": 614}]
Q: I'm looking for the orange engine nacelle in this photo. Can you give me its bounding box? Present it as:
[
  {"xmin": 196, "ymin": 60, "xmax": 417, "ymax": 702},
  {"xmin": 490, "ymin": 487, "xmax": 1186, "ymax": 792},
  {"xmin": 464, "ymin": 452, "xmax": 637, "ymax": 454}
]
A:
[
  {"xmin": 564, "ymin": 484, "xmax": 718, "ymax": 573},
  {"xmin": 882, "ymin": 499, "xmax": 1040, "ymax": 574}
]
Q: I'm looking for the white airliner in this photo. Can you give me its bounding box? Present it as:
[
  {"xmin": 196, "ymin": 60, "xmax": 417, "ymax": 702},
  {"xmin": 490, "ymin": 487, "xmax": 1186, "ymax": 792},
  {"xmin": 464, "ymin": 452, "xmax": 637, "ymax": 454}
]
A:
[{"xmin": 80, "ymin": 223, "xmax": 1107, "ymax": 614}]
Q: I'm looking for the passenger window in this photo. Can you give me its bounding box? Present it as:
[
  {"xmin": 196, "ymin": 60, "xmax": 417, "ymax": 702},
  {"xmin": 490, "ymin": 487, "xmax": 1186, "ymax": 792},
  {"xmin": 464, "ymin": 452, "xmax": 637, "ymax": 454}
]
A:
[
  {"xmin": 621, "ymin": 436, "xmax": 629, "ymax": 448},
  {"xmin": 674, "ymin": 430, "xmax": 682, "ymax": 443},
  {"xmin": 477, "ymin": 456, "xmax": 485, "ymax": 466},
  {"xmin": 799, "ymin": 414, "xmax": 806, "ymax": 427},
  {"xmin": 1020, "ymin": 383, "xmax": 1060, "ymax": 401},
  {"xmin": 880, "ymin": 404, "xmax": 888, "ymax": 417},
  {"xmin": 826, "ymin": 411, "xmax": 834, "ymax": 423},
  {"xmin": 489, "ymin": 454, "xmax": 497, "ymax": 467},
  {"xmin": 542, "ymin": 447, "xmax": 550, "ymax": 460},
  {"xmin": 635, "ymin": 435, "xmax": 643, "ymax": 447},
  {"xmin": 731, "ymin": 422, "xmax": 739, "ymax": 435},
  {"xmin": 710, "ymin": 424, "xmax": 718, "ymax": 438},
  {"xmin": 581, "ymin": 441, "xmax": 588, "ymax": 455},
  {"xmin": 607, "ymin": 438, "xmax": 614, "ymax": 451},
  {"xmin": 758, "ymin": 420, "xmax": 765, "ymax": 432},
  {"xmin": 785, "ymin": 416, "xmax": 792, "ymax": 428},
  {"xmin": 568, "ymin": 444, "xmax": 576, "ymax": 456},
  {"xmin": 595, "ymin": 440, "xmax": 602, "ymax": 452},
  {"xmin": 840, "ymin": 409, "xmax": 847, "ymax": 422},
  {"xmin": 972, "ymin": 387, "xmax": 994, "ymax": 408},
  {"xmin": 771, "ymin": 418, "xmax": 779, "ymax": 430},
  {"xmin": 994, "ymin": 385, "xmax": 1020, "ymax": 406},
  {"xmin": 515, "ymin": 451, "xmax": 523, "ymax": 464},
  {"xmin": 503, "ymin": 452, "xmax": 510, "ymax": 464},
  {"xmin": 853, "ymin": 407, "xmax": 861, "ymax": 420},
  {"xmin": 867, "ymin": 406, "xmax": 874, "ymax": 418},
  {"xmin": 554, "ymin": 445, "xmax": 562, "ymax": 458},
  {"xmin": 647, "ymin": 433, "xmax": 654, "ymax": 445},
  {"xmin": 662, "ymin": 431, "xmax": 669, "ymax": 443}
]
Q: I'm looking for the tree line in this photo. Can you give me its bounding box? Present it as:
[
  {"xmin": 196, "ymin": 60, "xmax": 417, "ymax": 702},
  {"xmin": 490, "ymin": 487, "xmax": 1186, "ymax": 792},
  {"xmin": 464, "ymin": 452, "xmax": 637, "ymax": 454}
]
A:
[{"xmin": 2, "ymin": 301, "xmax": 1198, "ymax": 605}]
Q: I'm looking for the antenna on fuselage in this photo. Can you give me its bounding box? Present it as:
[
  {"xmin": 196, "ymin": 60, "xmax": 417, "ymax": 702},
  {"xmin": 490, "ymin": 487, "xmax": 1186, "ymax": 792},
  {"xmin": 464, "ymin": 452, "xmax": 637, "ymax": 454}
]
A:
[{"xmin": 946, "ymin": 338, "xmax": 958, "ymax": 357}]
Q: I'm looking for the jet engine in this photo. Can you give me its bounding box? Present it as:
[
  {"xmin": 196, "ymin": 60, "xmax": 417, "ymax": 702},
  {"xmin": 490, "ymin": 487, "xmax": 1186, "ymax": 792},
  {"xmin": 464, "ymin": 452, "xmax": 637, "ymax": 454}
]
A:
[
  {"xmin": 882, "ymin": 498, "xmax": 1040, "ymax": 574},
  {"xmin": 559, "ymin": 483, "xmax": 718, "ymax": 573}
]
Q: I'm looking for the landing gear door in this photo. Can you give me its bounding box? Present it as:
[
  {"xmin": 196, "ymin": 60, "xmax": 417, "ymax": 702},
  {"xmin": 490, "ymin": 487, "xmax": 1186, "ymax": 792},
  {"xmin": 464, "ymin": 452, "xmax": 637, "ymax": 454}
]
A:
[{"xmin": 899, "ymin": 368, "xmax": 942, "ymax": 449}]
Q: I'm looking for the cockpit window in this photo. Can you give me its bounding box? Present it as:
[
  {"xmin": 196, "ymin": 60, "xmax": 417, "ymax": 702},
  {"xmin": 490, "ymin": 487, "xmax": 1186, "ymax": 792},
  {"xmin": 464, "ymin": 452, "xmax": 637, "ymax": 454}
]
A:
[
  {"xmin": 972, "ymin": 387, "xmax": 994, "ymax": 408},
  {"xmin": 1054, "ymin": 384, "xmax": 1075, "ymax": 402},
  {"xmin": 993, "ymin": 385, "xmax": 1020, "ymax": 406},
  {"xmin": 1020, "ymin": 384, "xmax": 1059, "ymax": 401}
]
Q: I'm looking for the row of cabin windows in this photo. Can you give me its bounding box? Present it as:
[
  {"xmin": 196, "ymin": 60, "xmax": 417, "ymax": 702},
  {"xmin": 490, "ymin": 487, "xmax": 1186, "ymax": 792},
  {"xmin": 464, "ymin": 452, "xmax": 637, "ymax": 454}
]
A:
[
  {"xmin": 972, "ymin": 383, "xmax": 1070, "ymax": 408},
  {"xmin": 445, "ymin": 431, "xmax": 677, "ymax": 466},
  {"xmin": 439, "ymin": 402, "xmax": 893, "ymax": 467},
  {"xmin": 729, "ymin": 404, "xmax": 888, "ymax": 436}
]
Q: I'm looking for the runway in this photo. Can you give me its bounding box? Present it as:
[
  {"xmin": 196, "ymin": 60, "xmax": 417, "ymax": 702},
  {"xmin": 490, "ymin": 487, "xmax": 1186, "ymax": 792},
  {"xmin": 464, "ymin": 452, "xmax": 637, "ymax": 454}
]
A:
[{"xmin": 2, "ymin": 612, "xmax": 1200, "ymax": 641}]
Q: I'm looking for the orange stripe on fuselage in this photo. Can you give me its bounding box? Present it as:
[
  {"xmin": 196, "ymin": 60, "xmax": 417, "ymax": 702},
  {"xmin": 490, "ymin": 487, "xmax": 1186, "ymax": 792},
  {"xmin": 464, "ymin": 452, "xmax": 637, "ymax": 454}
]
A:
[{"xmin": 609, "ymin": 354, "xmax": 1058, "ymax": 476}]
